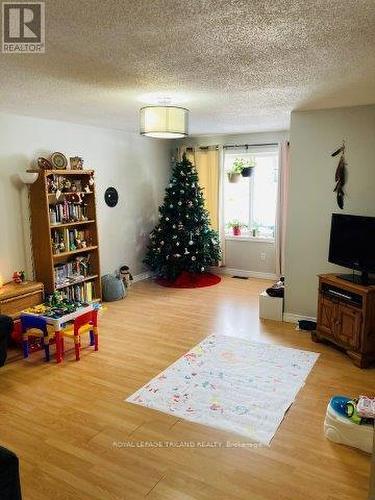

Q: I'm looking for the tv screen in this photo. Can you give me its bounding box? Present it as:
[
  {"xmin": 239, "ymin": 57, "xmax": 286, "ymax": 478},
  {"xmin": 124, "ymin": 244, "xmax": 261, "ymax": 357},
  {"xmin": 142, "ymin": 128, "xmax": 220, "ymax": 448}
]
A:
[{"xmin": 329, "ymin": 214, "xmax": 375, "ymax": 273}]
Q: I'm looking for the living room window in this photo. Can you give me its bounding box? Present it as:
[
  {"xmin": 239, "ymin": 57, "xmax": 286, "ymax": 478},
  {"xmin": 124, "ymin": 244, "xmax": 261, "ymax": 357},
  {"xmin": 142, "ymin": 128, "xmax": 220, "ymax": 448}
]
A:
[{"xmin": 224, "ymin": 146, "xmax": 279, "ymax": 241}]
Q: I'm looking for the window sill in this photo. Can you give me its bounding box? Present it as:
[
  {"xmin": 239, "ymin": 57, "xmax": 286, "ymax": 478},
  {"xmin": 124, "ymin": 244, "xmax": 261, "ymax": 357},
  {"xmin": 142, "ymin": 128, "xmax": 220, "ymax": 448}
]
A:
[{"xmin": 225, "ymin": 235, "xmax": 275, "ymax": 244}]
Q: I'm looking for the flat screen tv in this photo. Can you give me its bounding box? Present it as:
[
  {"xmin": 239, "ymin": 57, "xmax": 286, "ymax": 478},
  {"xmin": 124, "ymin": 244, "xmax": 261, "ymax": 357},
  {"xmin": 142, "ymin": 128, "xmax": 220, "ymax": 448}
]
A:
[{"xmin": 329, "ymin": 214, "xmax": 375, "ymax": 285}]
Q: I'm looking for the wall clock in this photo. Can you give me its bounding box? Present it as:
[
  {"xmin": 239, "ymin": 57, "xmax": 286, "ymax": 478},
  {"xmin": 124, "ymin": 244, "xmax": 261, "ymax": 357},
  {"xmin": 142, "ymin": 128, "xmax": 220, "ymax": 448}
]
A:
[{"xmin": 104, "ymin": 187, "xmax": 119, "ymax": 207}]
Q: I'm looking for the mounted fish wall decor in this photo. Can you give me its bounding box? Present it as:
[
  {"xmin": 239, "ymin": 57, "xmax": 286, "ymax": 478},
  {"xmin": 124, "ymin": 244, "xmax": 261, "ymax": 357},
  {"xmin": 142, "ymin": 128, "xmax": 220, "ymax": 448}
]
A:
[{"xmin": 331, "ymin": 141, "xmax": 346, "ymax": 209}]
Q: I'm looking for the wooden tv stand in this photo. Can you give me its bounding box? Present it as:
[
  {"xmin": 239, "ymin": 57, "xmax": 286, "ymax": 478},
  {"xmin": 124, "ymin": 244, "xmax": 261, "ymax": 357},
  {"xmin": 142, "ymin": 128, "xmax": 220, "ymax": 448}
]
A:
[{"xmin": 313, "ymin": 274, "xmax": 375, "ymax": 368}]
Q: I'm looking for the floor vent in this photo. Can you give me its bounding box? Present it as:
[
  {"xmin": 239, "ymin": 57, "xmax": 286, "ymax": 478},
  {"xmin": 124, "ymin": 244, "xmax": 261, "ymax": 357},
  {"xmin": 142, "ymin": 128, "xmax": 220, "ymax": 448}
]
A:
[{"xmin": 232, "ymin": 275, "xmax": 248, "ymax": 280}]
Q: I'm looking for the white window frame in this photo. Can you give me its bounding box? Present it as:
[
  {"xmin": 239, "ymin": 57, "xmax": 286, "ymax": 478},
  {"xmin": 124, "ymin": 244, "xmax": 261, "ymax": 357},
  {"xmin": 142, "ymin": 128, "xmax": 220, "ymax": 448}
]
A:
[{"xmin": 224, "ymin": 146, "xmax": 279, "ymax": 243}]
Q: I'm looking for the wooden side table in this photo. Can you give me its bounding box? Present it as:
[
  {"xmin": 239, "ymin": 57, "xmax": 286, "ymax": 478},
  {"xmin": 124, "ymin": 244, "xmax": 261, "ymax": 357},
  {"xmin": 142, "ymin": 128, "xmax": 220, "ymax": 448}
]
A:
[
  {"xmin": 0, "ymin": 281, "xmax": 44, "ymax": 319},
  {"xmin": 314, "ymin": 274, "xmax": 375, "ymax": 368}
]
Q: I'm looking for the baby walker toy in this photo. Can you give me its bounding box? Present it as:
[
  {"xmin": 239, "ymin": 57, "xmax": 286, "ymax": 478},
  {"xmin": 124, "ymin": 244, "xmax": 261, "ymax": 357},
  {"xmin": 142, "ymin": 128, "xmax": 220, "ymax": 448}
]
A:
[{"xmin": 324, "ymin": 395, "xmax": 374, "ymax": 453}]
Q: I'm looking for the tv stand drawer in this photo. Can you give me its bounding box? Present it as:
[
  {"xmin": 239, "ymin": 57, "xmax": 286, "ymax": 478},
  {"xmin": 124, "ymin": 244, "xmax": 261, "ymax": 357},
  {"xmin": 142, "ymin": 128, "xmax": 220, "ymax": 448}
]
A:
[{"xmin": 321, "ymin": 283, "xmax": 362, "ymax": 307}]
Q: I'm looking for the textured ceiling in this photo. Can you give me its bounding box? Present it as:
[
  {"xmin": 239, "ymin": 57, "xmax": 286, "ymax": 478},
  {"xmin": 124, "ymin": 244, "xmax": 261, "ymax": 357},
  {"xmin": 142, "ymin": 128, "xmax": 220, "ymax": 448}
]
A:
[{"xmin": 1, "ymin": 0, "xmax": 375, "ymax": 135}]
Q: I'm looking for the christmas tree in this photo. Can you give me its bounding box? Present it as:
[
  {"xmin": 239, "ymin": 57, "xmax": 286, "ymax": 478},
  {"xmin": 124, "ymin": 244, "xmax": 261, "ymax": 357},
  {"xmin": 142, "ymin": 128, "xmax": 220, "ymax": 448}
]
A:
[{"xmin": 144, "ymin": 154, "xmax": 221, "ymax": 280}]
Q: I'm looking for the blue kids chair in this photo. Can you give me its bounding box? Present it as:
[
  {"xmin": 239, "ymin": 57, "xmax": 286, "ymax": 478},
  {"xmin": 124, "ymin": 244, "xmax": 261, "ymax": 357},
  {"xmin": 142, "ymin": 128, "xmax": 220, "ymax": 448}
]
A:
[{"xmin": 20, "ymin": 315, "xmax": 52, "ymax": 362}]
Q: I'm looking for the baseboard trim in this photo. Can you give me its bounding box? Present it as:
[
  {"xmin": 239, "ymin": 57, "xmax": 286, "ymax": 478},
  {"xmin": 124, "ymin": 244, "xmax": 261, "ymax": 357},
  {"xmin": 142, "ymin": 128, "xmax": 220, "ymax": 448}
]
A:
[
  {"xmin": 215, "ymin": 267, "xmax": 278, "ymax": 281},
  {"xmin": 133, "ymin": 271, "xmax": 155, "ymax": 283},
  {"xmin": 283, "ymin": 312, "xmax": 317, "ymax": 324}
]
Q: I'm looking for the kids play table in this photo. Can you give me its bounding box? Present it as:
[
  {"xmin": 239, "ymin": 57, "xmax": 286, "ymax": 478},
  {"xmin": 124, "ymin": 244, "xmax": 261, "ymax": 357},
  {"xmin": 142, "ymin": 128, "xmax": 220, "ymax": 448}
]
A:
[{"xmin": 21, "ymin": 303, "xmax": 93, "ymax": 363}]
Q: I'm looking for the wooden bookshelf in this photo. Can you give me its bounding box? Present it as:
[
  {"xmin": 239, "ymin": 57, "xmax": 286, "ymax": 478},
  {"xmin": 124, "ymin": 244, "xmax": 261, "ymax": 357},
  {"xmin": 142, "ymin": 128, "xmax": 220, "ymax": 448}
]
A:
[{"xmin": 29, "ymin": 169, "xmax": 101, "ymax": 302}]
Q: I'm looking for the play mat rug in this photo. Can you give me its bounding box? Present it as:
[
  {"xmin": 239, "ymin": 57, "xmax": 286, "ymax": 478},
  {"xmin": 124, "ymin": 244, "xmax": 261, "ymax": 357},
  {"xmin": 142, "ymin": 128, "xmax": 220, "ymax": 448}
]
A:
[{"xmin": 126, "ymin": 334, "xmax": 319, "ymax": 445}]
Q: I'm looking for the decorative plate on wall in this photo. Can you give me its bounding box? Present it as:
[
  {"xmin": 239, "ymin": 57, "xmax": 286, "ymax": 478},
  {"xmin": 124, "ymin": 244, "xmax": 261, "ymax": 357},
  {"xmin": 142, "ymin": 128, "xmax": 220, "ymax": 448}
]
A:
[
  {"xmin": 37, "ymin": 157, "xmax": 53, "ymax": 170},
  {"xmin": 104, "ymin": 187, "xmax": 119, "ymax": 207},
  {"xmin": 51, "ymin": 152, "xmax": 68, "ymax": 170}
]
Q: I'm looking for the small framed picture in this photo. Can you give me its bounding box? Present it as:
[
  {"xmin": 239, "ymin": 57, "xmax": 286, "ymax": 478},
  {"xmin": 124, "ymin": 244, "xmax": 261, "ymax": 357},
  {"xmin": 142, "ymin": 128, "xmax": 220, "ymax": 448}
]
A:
[{"xmin": 70, "ymin": 156, "xmax": 84, "ymax": 170}]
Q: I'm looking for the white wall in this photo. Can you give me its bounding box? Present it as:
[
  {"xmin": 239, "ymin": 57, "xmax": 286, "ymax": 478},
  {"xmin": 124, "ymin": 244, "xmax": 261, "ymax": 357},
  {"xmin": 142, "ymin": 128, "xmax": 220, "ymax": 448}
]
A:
[
  {"xmin": 0, "ymin": 112, "xmax": 171, "ymax": 282},
  {"xmin": 177, "ymin": 131, "xmax": 288, "ymax": 276},
  {"xmin": 285, "ymin": 105, "xmax": 375, "ymax": 318},
  {"xmin": 224, "ymin": 238, "xmax": 276, "ymax": 275}
]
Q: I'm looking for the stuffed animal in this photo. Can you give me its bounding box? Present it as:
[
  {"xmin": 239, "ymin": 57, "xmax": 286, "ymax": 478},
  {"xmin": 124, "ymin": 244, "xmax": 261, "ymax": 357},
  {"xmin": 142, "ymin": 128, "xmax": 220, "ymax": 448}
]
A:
[
  {"xmin": 119, "ymin": 265, "xmax": 133, "ymax": 288},
  {"xmin": 12, "ymin": 271, "xmax": 25, "ymax": 284}
]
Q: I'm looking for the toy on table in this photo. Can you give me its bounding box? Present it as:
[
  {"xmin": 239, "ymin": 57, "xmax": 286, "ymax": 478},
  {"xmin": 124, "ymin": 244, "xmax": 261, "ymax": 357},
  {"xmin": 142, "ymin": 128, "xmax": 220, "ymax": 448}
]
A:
[
  {"xmin": 324, "ymin": 395, "xmax": 374, "ymax": 453},
  {"xmin": 23, "ymin": 293, "xmax": 89, "ymax": 320}
]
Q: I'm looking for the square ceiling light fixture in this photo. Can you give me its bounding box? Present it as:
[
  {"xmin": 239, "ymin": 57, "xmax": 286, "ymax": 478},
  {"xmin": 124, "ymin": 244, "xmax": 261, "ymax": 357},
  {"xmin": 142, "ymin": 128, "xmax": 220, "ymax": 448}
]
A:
[{"xmin": 139, "ymin": 106, "xmax": 189, "ymax": 138}]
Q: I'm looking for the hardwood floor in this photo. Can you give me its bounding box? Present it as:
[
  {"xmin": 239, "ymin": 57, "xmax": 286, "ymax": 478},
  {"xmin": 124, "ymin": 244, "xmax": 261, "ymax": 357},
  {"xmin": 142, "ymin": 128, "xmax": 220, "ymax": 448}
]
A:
[{"xmin": 1, "ymin": 277, "xmax": 374, "ymax": 500}]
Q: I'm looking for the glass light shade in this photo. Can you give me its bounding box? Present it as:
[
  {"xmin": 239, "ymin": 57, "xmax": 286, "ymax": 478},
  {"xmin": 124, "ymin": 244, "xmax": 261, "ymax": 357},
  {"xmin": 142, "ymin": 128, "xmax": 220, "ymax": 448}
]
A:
[
  {"xmin": 139, "ymin": 106, "xmax": 189, "ymax": 138},
  {"xmin": 18, "ymin": 172, "xmax": 39, "ymax": 184}
]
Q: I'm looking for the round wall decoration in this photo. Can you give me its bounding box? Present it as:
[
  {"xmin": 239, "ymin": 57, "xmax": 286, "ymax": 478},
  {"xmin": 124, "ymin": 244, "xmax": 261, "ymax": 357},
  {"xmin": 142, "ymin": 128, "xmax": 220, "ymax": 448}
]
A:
[{"xmin": 104, "ymin": 187, "xmax": 119, "ymax": 207}]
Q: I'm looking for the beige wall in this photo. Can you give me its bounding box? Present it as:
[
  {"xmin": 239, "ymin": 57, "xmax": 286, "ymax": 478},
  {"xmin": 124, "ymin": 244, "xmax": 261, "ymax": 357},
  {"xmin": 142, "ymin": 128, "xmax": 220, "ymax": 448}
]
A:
[
  {"xmin": 285, "ymin": 105, "xmax": 375, "ymax": 318},
  {"xmin": 225, "ymin": 239, "xmax": 276, "ymax": 276},
  {"xmin": 177, "ymin": 131, "xmax": 288, "ymax": 276},
  {"xmin": 0, "ymin": 112, "xmax": 171, "ymax": 282}
]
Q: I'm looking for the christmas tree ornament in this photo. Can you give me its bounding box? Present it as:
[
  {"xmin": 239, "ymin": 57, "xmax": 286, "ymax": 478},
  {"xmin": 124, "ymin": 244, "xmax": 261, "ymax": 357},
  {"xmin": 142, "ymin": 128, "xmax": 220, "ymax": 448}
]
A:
[
  {"xmin": 191, "ymin": 256, "xmax": 196, "ymax": 261},
  {"xmin": 169, "ymin": 204, "xmax": 173, "ymax": 208},
  {"xmin": 189, "ymin": 240, "xmax": 194, "ymax": 245},
  {"xmin": 178, "ymin": 201, "xmax": 182, "ymax": 206},
  {"xmin": 166, "ymin": 217, "xmax": 169, "ymax": 221},
  {"xmin": 176, "ymin": 242, "xmax": 180, "ymax": 246}
]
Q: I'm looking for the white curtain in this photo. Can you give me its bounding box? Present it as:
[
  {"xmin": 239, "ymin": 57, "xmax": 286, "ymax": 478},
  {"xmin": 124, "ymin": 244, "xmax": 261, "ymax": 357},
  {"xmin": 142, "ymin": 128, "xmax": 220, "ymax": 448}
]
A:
[{"xmin": 275, "ymin": 141, "xmax": 290, "ymax": 276}]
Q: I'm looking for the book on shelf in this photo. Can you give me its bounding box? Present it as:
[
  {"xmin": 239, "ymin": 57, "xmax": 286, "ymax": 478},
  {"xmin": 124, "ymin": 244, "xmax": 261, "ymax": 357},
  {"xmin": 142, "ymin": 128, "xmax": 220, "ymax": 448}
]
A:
[
  {"xmin": 61, "ymin": 281, "xmax": 94, "ymax": 302},
  {"xmin": 52, "ymin": 228, "xmax": 93, "ymax": 254},
  {"xmin": 49, "ymin": 200, "xmax": 88, "ymax": 225},
  {"xmin": 54, "ymin": 257, "xmax": 92, "ymax": 286}
]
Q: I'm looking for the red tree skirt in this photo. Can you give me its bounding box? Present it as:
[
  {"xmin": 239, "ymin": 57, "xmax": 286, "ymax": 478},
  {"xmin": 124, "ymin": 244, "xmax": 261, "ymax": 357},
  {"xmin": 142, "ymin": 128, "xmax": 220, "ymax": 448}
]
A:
[{"xmin": 156, "ymin": 271, "xmax": 221, "ymax": 288}]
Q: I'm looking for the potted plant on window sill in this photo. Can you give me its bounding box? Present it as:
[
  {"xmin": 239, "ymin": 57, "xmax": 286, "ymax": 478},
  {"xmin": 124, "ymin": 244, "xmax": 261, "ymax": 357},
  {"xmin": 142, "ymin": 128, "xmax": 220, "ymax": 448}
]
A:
[
  {"xmin": 227, "ymin": 220, "xmax": 247, "ymax": 236},
  {"xmin": 252, "ymin": 222, "xmax": 260, "ymax": 237}
]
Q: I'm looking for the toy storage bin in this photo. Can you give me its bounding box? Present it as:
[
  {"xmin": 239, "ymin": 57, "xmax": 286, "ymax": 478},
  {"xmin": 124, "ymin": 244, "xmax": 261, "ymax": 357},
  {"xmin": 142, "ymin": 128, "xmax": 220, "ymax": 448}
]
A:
[{"xmin": 259, "ymin": 291, "xmax": 283, "ymax": 321}]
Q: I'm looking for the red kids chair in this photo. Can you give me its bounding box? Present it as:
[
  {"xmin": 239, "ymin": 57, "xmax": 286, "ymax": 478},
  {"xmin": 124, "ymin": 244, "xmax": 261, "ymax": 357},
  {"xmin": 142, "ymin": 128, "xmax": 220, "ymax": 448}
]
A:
[{"xmin": 60, "ymin": 309, "xmax": 98, "ymax": 361}]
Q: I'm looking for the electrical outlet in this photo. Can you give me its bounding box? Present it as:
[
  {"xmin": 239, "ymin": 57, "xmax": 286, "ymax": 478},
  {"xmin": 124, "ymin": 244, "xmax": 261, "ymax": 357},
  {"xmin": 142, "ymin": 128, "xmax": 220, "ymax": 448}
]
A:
[{"xmin": 260, "ymin": 252, "xmax": 266, "ymax": 261}]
